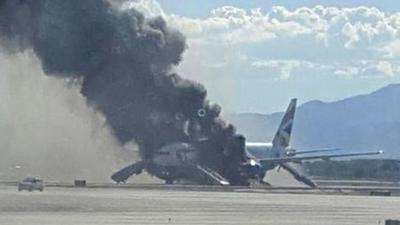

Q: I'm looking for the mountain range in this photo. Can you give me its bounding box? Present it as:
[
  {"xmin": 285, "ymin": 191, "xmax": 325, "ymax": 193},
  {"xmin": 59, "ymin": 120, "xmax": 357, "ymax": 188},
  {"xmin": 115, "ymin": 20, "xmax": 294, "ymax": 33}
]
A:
[{"xmin": 225, "ymin": 84, "xmax": 400, "ymax": 158}]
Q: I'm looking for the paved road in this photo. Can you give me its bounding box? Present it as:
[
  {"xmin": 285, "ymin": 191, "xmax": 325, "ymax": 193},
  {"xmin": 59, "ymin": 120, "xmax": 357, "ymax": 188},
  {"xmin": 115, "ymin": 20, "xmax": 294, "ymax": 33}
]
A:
[{"xmin": 0, "ymin": 186, "xmax": 399, "ymax": 225}]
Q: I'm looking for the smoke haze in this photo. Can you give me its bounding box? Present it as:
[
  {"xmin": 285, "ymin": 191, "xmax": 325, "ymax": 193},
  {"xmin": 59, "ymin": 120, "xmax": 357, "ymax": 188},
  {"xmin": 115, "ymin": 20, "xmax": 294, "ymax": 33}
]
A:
[{"xmin": 0, "ymin": 50, "xmax": 135, "ymax": 181}]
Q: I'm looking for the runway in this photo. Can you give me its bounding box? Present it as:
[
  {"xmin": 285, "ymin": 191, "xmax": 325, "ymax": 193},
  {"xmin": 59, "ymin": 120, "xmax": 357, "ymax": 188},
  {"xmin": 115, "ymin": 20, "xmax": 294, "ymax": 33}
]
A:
[{"xmin": 1, "ymin": 185, "xmax": 399, "ymax": 225}]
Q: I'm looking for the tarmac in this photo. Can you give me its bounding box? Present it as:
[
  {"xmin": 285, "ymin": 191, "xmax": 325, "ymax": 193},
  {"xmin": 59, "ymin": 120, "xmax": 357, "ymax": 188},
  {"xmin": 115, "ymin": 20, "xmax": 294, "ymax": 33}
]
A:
[{"xmin": 1, "ymin": 184, "xmax": 400, "ymax": 225}]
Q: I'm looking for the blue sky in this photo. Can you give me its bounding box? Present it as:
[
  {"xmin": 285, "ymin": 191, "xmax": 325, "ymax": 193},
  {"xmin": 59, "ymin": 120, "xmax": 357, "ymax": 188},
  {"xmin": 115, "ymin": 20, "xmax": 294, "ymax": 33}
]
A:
[{"xmin": 136, "ymin": 0, "xmax": 400, "ymax": 113}]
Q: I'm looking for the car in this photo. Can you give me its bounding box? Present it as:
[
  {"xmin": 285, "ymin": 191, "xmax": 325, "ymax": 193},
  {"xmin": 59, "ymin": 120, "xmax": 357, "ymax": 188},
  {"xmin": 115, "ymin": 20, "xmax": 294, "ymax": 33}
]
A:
[{"xmin": 18, "ymin": 177, "xmax": 44, "ymax": 192}]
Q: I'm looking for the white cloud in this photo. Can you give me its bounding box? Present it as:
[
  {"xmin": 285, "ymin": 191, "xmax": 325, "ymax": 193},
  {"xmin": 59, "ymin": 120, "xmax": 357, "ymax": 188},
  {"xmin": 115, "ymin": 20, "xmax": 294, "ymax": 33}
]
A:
[
  {"xmin": 167, "ymin": 5, "xmax": 400, "ymax": 56},
  {"xmin": 168, "ymin": 6, "xmax": 313, "ymax": 44},
  {"xmin": 333, "ymin": 60, "xmax": 400, "ymax": 79},
  {"xmin": 251, "ymin": 60, "xmax": 324, "ymax": 80},
  {"xmin": 381, "ymin": 40, "xmax": 400, "ymax": 58},
  {"xmin": 164, "ymin": 5, "xmax": 400, "ymax": 80},
  {"xmin": 118, "ymin": 0, "xmax": 166, "ymax": 18},
  {"xmin": 334, "ymin": 67, "xmax": 360, "ymax": 79},
  {"xmin": 376, "ymin": 61, "xmax": 395, "ymax": 76}
]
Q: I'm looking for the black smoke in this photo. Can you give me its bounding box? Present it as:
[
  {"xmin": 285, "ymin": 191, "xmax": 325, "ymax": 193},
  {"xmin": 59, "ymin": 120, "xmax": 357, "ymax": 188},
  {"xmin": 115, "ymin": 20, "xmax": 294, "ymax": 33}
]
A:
[{"xmin": 0, "ymin": 0, "xmax": 248, "ymax": 184}]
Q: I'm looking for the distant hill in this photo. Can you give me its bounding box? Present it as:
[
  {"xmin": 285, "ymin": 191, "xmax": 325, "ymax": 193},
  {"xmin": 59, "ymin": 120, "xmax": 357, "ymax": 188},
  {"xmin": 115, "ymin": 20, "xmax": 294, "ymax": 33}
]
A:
[
  {"xmin": 225, "ymin": 84, "xmax": 400, "ymax": 158},
  {"xmin": 304, "ymin": 159, "xmax": 400, "ymax": 181}
]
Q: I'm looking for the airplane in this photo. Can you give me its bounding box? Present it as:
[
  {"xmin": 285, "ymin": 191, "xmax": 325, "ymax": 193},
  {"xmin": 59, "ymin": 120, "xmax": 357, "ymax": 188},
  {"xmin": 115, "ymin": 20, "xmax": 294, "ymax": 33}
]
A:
[
  {"xmin": 111, "ymin": 98, "xmax": 383, "ymax": 187},
  {"xmin": 243, "ymin": 98, "xmax": 383, "ymax": 187}
]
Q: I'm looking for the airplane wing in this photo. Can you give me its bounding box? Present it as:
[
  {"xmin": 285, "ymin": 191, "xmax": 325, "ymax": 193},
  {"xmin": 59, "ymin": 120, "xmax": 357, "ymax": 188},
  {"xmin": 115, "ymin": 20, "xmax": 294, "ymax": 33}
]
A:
[
  {"xmin": 195, "ymin": 165, "xmax": 230, "ymax": 186},
  {"xmin": 293, "ymin": 148, "xmax": 340, "ymax": 155},
  {"xmin": 280, "ymin": 163, "xmax": 317, "ymax": 187},
  {"xmin": 111, "ymin": 161, "xmax": 144, "ymax": 183},
  {"xmin": 259, "ymin": 150, "xmax": 383, "ymax": 164}
]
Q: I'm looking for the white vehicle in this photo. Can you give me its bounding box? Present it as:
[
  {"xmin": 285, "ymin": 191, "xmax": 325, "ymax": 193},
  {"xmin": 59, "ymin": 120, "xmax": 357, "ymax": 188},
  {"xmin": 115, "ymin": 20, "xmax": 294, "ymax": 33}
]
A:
[{"xmin": 18, "ymin": 177, "xmax": 44, "ymax": 192}]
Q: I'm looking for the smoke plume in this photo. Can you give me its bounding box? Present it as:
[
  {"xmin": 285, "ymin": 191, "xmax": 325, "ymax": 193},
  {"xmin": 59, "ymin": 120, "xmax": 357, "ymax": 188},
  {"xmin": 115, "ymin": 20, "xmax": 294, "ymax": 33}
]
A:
[{"xmin": 0, "ymin": 0, "xmax": 247, "ymax": 184}]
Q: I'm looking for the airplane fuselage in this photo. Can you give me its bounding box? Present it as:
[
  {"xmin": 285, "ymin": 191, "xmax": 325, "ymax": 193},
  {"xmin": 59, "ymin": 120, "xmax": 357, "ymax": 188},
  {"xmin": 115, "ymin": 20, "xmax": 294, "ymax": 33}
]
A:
[
  {"xmin": 147, "ymin": 142, "xmax": 199, "ymax": 183},
  {"xmin": 152, "ymin": 142, "xmax": 197, "ymax": 167},
  {"xmin": 144, "ymin": 141, "xmax": 268, "ymax": 185},
  {"xmin": 148, "ymin": 141, "xmax": 279, "ymax": 184}
]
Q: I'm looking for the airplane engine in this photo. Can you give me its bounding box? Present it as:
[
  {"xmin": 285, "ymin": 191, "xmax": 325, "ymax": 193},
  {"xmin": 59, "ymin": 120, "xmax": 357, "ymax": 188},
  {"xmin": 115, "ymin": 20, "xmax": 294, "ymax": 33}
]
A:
[
  {"xmin": 197, "ymin": 109, "xmax": 206, "ymax": 117},
  {"xmin": 241, "ymin": 159, "xmax": 263, "ymax": 179}
]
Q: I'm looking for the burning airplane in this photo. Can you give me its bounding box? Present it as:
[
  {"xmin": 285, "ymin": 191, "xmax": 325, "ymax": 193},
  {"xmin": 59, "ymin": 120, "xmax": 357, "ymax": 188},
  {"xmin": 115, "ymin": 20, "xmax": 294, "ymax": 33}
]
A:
[
  {"xmin": 111, "ymin": 99, "xmax": 383, "ymax": 186},
  {"xmin": 0, "ymin": 0, "xmax": 250, "ymax": 185}
]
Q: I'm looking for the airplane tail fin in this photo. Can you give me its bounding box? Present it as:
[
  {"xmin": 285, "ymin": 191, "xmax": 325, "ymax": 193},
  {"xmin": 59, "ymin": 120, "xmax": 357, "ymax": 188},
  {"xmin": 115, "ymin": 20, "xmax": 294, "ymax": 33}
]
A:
[{"xmin": 272, "ymin": 98, "xmax": 297, "ymax": 149}]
